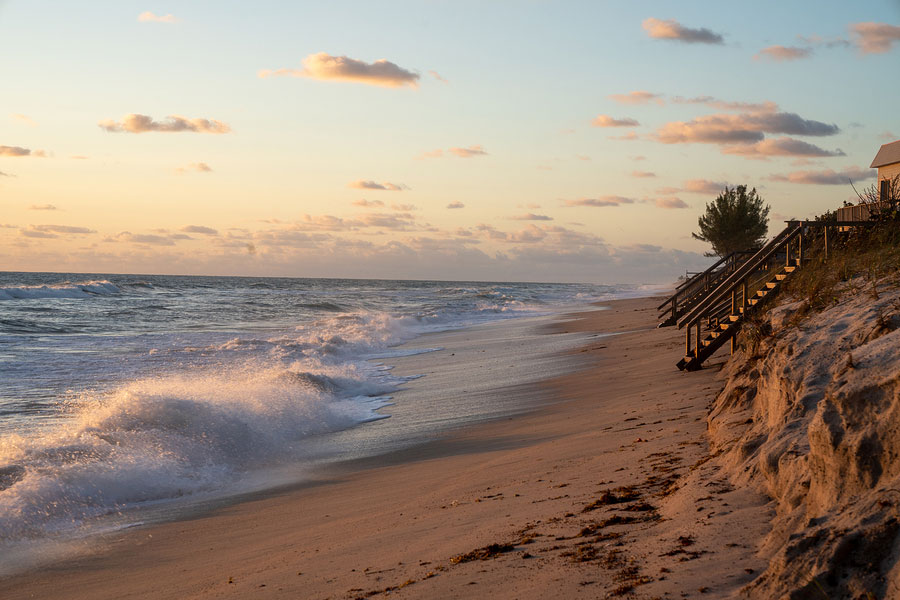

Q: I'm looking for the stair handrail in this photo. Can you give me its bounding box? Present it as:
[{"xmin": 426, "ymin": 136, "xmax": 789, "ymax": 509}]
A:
[
  {"xmin": 676, "ymin": 222, "xmax": 803, "ymax": 330},
  {"xmin": 656, "ymin": 251, "xmax": 741, "ymax": 311}
]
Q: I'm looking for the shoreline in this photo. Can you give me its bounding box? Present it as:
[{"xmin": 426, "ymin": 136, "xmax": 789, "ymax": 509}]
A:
[{"xmin": 0, "ymin": 296, "xmax": 771, "ymax": 599}]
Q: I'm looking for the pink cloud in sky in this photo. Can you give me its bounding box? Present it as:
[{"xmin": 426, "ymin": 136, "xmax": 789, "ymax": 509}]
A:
[
  {"xmin": 609, "ymin": 91, "xmax": 664, "ymax": 105},
  {"xmin": 353, "ymin": 199, "xmax": 385, "ymax": 207},
  {"xmin": 11, "ymin": 113, "xmax": 36, "ymax": 126},
  {"xmin": 683, "ymin": 179, "xmax": 728, "ymax": 194},
  {"xmin": 419, "ymin": 146, "xmax": 487, "ymax": 159},
  {"xmin": 850, "ymin": 22, "xmax": 900, "ymax": 54},
  {"xmin": 564, "ymin": 196, "xmax": 635, "ymax": 207},
  {"xmin": 510, "ymin": 213, "xmax": 553, "ymax": 221},
  {"xmin": 260, "ymin": 53, "xmax": 419, "ymax": 88},
  {"xmin": 138, "ymin": 11, "xmax": 178, "ymax": 23},
  {"xmin": 722, "ymin": 137, "xmax": 845, "ymax": 158},
  {"xmin": 180, "ymin": 225, "xmax": 219, "ymax": 235},
  {"xmin": 592, "ymin": 115, "xmax": 640, "ymax": 127},
  {"xmin": 656, "ymin": 111, "xmax": 838, "ymax": 145},
  {"xmin": 754, "ymin": 45, "xmax": 813, "ymax": 61},
  {"xmin": 655, "ymin": 197, "xmax": 689, "ymax": 209},
  {"xmin": 447, "ymin": 145, "xmax": 488, "ymax": 158},
  {"xmin": 446, "ymin": 202, "xmax": 465, "ymax": 209},
  {"xmin": 99, "ymin": 114, "xmax": 231, "ymax": 134},
  {"xmin": 0, "ymin": 145, "xmax": 45, "ymax": 157},
  {"xmin": 768, "ymin": 166, "xmax": 873, "ymax": 185},
  {"xmin": 642, "ymin": 18, "xmax": 724, "ymax": 44},
  {"xmin": 348, "ymin": 180, "xmax": 407, "ymax": 191},
  {"xmin": 609, "ymin": 132, "xmax": 640, "ymax": 141},
  {"xmin": 671, "ymin": 97, "xmax": 778, "ymax": 113},
  {"xmin": 175, "ymin": 162, "xmax": 213, "ymax": 174}
]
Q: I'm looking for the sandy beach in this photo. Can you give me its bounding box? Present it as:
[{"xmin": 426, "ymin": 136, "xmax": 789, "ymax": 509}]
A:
[{"xmin": 0, "ymin": 297, "xmax": 773, "ymax": 599}]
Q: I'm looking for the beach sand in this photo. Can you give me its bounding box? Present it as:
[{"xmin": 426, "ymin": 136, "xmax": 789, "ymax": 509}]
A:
[{"xmin": 0, "ymin": 297, "xmax": 772, "ymax": 599}]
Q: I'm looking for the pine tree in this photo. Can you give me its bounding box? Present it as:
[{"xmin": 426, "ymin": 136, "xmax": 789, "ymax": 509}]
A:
[{"xmin": 692, "ymin": 185, "xmax": 769, "ymax": 257}]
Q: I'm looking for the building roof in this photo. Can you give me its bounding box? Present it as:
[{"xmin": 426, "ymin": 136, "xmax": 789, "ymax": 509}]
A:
[{"xmin": 871, "ymin": 139, "xmax": 900, "ymax": 168}]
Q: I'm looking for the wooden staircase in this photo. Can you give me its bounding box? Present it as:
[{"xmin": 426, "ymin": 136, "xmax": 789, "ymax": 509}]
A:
[
  {"xmin": 657, "ymin": 251, "xmax": 753, "ymax": 327},
  {"xmin": 677, "ymin": 263, "xmax": 797, "ymax": 371},
  {"xmin": 676, "ymin": 221, "xmax": 806, "ymax": 371}
]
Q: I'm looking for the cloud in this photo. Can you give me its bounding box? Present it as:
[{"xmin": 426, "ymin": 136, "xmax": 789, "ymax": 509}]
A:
[
  {"xmin": 564, "ymin": 196, "xmax": 635, "ymax": 207},
  {"xmin": 510, "ymin": 213, "xmax": 553, "ymax": 221},
  {"xmin": 70, "ymin": 155, "xmax": 89, "ymax": 160},
  {"xmin": 592, "ymin": 115, "xmax": 640, "ymax": 128},
  {"xmin": 798, "ymin": 34, "xmax": 851, "ymax": 49},
  {"xmin": 880, "ymin": 131, "xmax": 898, "ymax": 141},
  {"xmin": 754, "ymin": 45, "xmax": 813, "ymax": 61},
  {"xmin": 11, "ymin": 114, "xmax": 36, "ymax": 127},
  {"xmin": 722, "ymin": 137, "xmax": 845, "ymax": 158},
  {"xmin": 609, "ymin": 91, "xmax": 664, "ymax": 105},
  {"xmin": 655, "ymin": 197, "xmax": 689, "ymax": 209},
  {"xmin": 36, "ymin": 224, "xmax": 93, "ymax": 234},
  {"xmin": 670, "ymin": 97, "xmax": 778, "ymax": 113},
  {"xmin": 98, "ymin": 114, "xmax": 231, "ymax": 134},
  {"xmin": 175, "ymin": 162, "xmax": 213, "ymax": 174},
  {"xmin": 576, "ymin": 154, "xmax": 591, "ymax": 161},
  {"xmin": 353, "ymin": 199, "xmax": 385, "ymax": 207},
  {"xmin": 0, "ymin": 145, "xmax": 45, "ymax": 157},
  {"xmin": 358, "ymin": 212, "xmax": 417, "ymax": 231},
  {"xmin": 21, "ymin": 224, "xmax": 95, "ymax": 238},
  {"xmin": 631, "ymin": 171, "xmax": 656, "ymax": 178},
  {"xmin": 115, "ymin": 232, "xmax": 177, "ymax": 246},
  {"xmin": 850, "ymin": 22, "xmax": 900, "ymax": 54},
  {"xmin": 683, "ymin": 179, "xmax": 727, "ymax": 194},
  {"xmin": 447, "ymin": 201, "xmax": 465, "ymax": 209},
  {"xmin": 20, "ymin": 229, "xmax": 56, "ymax": 239},
  {"xmin": 642, "ymin": 18, "xmax": 724, "ymax": 44},
  {"xmin": 656, "ymin": 111, "xmax": 839, "ymax": 145},
  {"xmin": 448, "ymin": 145, "xmax": 488, "ymax": 158},
  {"xmin": 768, "ymin": 166, "xmax": 873, "ymax": 185},
  {"xmin": 0, "ymin": 170, "xmax": 11, "ymax": 177},
  {"xmin": 429, "ymin": 70, "xmax": 448, "ymax": 83},
  {"xmin": 180, "ymin": 225, "xmax": 218, "ymax": 235},
  {"xmin": 348, "ymin": 180, "xmax": 407, "ymax": 191},
  {"xmin": 259, "ymin": 52, "xmax": 419, "ymax": 88},
  {"xmin": 29, "ymin": 204, "xmax": 58, "ymax": 211},
  {"xmin": 420, "ymin": 145, "xmax": 487, "ymax": 159},
  {"xmin": 138, "ymin": 11, "xmax": 178, "ymax": 23},
  {"xmin": 609, "ymin": 132, "xmax": 641, "ymax": 141}
]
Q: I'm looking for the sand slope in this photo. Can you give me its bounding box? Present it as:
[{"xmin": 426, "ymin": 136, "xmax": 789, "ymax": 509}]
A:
[{"xmin": 709, "ymin": 276, "xmax": 900, "ymax": 598}]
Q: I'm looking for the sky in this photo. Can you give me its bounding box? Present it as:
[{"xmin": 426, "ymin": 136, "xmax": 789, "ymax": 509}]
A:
[{"xmin": 1, "ymin": 1, "xmax": 899, "ymax": 283}]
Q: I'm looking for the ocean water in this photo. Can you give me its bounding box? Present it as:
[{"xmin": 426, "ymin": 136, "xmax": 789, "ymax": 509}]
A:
[{"xmin": 0, "ymin": 272, "xmax": 658, "ymax": 568}]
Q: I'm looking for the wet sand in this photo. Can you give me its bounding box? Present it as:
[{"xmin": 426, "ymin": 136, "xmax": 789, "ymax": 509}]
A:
[{"xmin": 0, "ymin": 296, "xmax": 771, "ymax": 599}]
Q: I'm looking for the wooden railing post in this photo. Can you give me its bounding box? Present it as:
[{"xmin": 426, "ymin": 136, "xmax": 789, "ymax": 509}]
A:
[
  {"xmin": 742, "ymin": 279, "xmax": 748, "ymax": 311},
  {"xmin": 695, "ymin": 321, "xmax": 701, "ymax": 358},
  {"xmin": 824, "ymin": 226, "xmax": 829, "ymax": 261},
  {"xmin": 685, "ymin": 324, "xmax": 692, "ymax": 357}
]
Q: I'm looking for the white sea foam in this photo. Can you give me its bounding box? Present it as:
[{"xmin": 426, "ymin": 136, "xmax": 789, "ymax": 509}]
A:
[
  {"xmin": 0, "ymin": 280, "xmax": 120, "ymax": 300},
  {"xmin": 0, "ymin": 362, "xmax": 394, "ymax": 542}
]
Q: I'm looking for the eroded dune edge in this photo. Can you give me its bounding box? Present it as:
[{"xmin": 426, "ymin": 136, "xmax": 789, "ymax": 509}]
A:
[{"xmin": 710, "ymin": 274, "xmax": 900, "ymax": 599}]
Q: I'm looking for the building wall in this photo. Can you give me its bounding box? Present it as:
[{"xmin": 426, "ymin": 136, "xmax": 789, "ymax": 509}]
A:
[{"xmin": 879, "ymin": 162, "xmax": 900, "ymax": 183}]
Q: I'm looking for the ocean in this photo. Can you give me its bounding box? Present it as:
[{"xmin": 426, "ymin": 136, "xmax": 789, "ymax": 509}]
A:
[{"xmin": 0, "ymin": 272, "xmax": 660, "ymax": 570}]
